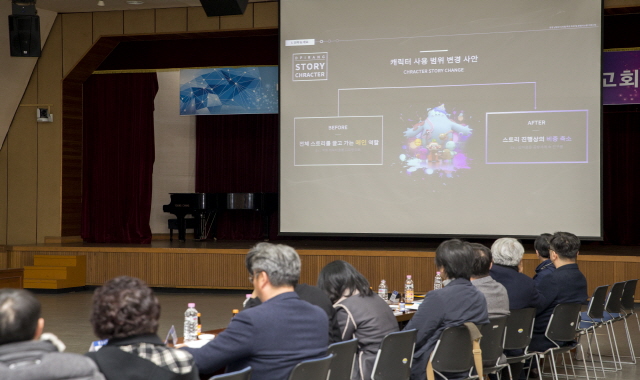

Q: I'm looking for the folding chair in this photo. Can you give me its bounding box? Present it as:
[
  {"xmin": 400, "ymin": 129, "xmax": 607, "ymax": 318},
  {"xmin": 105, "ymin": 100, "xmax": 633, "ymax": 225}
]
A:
[
  {"xmin": 599, "ymin": 281, "xmax": 626, "ymax": 369},
  {"xmin": 209, "ymin": 366, "xmax": 252, "ymax": 380},
  {"xmin": 620, "ymin": 279, "xmax": 639, "ymax": 361},
  {"xmin": 327, "ymin": 338, "xmax": 358, "ymax": 380},
  {"xmin": 577, "ymin": 285, "xmax": 614, "ymax": 377},
  {"xmin": 479, "ymin": 316, "xmax": 509, "ymax": 379},
  {"xmin": 288, "ymin": 354, "xmax": 333, "ymax": 380},
  {"xmin": 426, "ymin": 326, "xmax": 476, "ymax": 380},
  {"xmin": 531, "ymin": 303, "xmax": 592, "ymax": 380},
  {"xmin": 371, "ymin": 329, "xmax": 417, "ymax": 380},
  {"xmin": 503, "ymin": 308, "xmax": 538, "ymax": 380}
]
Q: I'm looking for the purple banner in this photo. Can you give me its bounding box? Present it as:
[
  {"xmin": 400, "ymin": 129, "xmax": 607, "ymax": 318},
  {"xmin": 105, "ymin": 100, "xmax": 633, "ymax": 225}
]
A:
[{"xmin": 603, "ymin": 50, "xmax": 640, "ymax": 105}]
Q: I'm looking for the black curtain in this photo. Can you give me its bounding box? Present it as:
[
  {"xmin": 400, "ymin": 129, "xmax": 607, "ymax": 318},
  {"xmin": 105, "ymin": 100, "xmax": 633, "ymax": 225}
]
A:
[
  {"xmin": 196, "ymin": 114, "xmax": 279, "ymax": 239},
  {"xmin": 81, "ymin": 73, "xmax": 158, "ymax": 244}
]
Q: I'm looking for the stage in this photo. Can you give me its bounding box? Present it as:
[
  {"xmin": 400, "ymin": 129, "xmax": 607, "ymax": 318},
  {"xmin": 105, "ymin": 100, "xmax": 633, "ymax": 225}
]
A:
[{"xmin": 3, "ymin": 239, "xmax": 640, "ymax": 295}]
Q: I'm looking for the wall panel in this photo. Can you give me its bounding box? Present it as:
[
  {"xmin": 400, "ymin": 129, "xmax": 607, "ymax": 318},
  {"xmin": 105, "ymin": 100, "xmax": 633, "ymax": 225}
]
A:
[
  {"xmin": 0, "ymin": 145, "xmax": 8, "ymax": 247},
  {"xmin": 220, "ymin": 4, "xmax": 254, "ymax": 30},
  {"xmin": 62, "ymin": 13, "xmax": 94, "ymax": 76},
  {"xmin": 93, "ymin": 11, "xmax": 124, "ymax": 42},
  {"xmin": 254, "ymin": 2, "xmax": 278, "ymax": 28},
  {"xmin": 156, "ymin": 8, "xmax": 187, "ymax": 33},
  {"xmin": 124, "ymin": 9, "xmax": 155, "ymax": 34},
  {"xmin": 187, "ymin": 7, "xmax": 220, "ymax": 31}
]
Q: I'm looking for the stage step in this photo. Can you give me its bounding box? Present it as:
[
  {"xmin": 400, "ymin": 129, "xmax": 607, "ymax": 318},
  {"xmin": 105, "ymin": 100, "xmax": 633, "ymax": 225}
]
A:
[{"xmin": 24, "ymin": 255, "xmax": 86, "ymax": 290}]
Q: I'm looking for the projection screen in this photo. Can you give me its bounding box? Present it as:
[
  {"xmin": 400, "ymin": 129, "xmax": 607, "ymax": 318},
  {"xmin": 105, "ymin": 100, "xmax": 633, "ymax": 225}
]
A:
[{"xmin": 279, "ymin": 0, "xmax": 602, "ymax": 238}]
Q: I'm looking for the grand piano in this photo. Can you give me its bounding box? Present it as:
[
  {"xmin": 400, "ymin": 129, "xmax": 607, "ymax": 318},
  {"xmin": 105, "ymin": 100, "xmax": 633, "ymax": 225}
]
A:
[{"xmin": 162, "ymin": 193, "xmax": 277, "ymax": 242}]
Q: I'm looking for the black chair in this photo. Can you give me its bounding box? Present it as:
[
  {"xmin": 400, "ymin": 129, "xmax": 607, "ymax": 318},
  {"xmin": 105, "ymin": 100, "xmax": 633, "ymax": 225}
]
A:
[
  {"xmin": 371, "ymin": 329, "xmax": 417, "ymax": 380},
  {"xmin": 619, "ymin": 279, "xmax": 639, "ymax": 363},
  {"xmin": 503, "ymin": 308, "xmax": 537, "ymax": 380},
  {"xmin": 479, "ymin": 316, "xmax": 509, "ymax": 378},
  {"xmin": 532, "ymin": 303, "xmax": 591, "ymax": 380},
  {"xmin": 427, "ymin": 326, "xmax": 475, "ymax": 380},
  {"xmin": 288, "ymin": 354, "xmax": 333, "ymax": 380},
  {"xmin": 327, "ymin": 338, "xmax": 358, "ymax": 380},
  {"xmin": 578, "ymin": 285, "xmax": 614, "ymax": 376},
  {"xmin": 600, "ymin": 281, "xmax": 626, "ymax": 369},
  {"xmin": 209, "ymin": 366, "xmax": 252, "ymax": 380}
]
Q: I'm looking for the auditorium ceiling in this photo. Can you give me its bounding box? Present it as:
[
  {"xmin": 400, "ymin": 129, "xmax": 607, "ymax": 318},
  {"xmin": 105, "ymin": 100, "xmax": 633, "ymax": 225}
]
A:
[{"xmin": 34, "ymin": 0, "xmax": 274, "ymax": 14}]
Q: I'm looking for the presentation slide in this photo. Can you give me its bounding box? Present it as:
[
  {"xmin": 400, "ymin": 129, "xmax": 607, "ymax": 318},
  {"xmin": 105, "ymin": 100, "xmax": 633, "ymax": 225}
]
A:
[{"xmin": 279, "ymin": 0, "xmax": 602, "ymax": 238}]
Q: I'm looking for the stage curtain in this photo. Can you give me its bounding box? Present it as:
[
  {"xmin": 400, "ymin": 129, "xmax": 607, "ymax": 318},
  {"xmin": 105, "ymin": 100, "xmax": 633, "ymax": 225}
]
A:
[
  {"xmin": 602, "ymin": 106, "xmax": 640, "ymax": 245},
  {"xmin": 196, "ymin": 114, "xmax": 279, "ymax": 239},
  {"xmin": 81, "ymin": 73, "xmax": 158, "ymax": 244}
]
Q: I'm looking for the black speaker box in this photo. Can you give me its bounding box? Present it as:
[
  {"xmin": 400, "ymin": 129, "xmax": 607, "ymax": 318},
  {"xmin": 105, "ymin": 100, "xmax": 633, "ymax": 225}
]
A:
[
  {"xmin": 8, "ymin": 15, "xmax": 41, "ymax": 57},
  {"xmin": 200, "ymin": 0, "xmax": 249, "ymax": 17}
]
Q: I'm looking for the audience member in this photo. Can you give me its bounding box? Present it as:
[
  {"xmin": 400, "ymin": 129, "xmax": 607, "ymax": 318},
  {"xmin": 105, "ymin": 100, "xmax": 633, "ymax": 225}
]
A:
[
  {"xmin": 532, "ymin": 233, "xmax": 555, "ymax": 286},
  {"xmin": 86, "ymin": 276, "xmax": 198, "ymax": 380},
  {"xmin": 182, "ymin": 243, "xmax": 328, "ymax": 380},
  {"xmin": 469, "ymin": 243, "xmax": 510, "ymax": 318},
  {"xmin": 317, "ymin": 260, "xmax": 398, "ymax": 380},
  {"xmin": 489, "ymin": 238, "xmax": 545, "ymax": 310},
  {"xmin": 404, "ymin": 239, "xmax": 489, "ymax": 380},
  {"xmin": 530, "ymin": 231, "xmax": 588, "ymax": 352},
  {"xmin": 0, "ymin": 288, "xmax": 104, "ymax": 380},
  {"xmin": 244, "ymin": 281, "xmax": 340, "ymax": 343}
]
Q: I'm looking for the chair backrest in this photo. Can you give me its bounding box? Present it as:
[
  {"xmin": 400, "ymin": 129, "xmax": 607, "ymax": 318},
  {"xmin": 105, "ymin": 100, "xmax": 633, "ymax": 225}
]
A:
[
  {"xmin": 586, "ymin": 285, "xmax": 609, "ymax": 320},
  {"xmin": 605, "ymin": 282, "xmax": 625, "ymax": 314},
  {"xmin": 371, "ymin": 329, "xmax": 417, "ymax": 380},
  {"xmin": 288, "ymin": 354, "xmax": 333, "ymax": 380},
  {"xmin": 545, "ymin": 303, "xmax": 582, "ymax": 344},
  {"xmin": 479, "ymin": 316, "xmax": 508, "ymax": 365},
  {"xmin": 209, "ymin": 366, "xmax": 252, "ymax": 380},
  {"xmin": 327, "ymin": 338, "xmax": 358, "ymax": 380},
  {"xmin": 621, "ymin": 279, "xmax": 638, "ymax": 313},
  {"xmin": 429, "ymin": 326, "xmax": 475, "ymax": 373},
  {"xmin": 503, "ymin": 308, "xmax": 535, "ymax": 351}
]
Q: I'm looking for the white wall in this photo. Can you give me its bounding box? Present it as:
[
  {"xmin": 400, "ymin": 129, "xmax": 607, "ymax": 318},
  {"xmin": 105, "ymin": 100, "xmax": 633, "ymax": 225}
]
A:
[{"xmin": 151, "ymin": 71, "xmax": 196, "ymax": 234}]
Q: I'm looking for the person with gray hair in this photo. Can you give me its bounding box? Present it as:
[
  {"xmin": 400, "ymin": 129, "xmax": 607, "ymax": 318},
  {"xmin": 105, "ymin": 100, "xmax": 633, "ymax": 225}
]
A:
[
  {"xmin": 489, "ymin": 238, "xmax": 544, "ymax": 310},
  {"xmin": 182, "ymin": 243, "xmax": 329, "ymax": 380},
  {"xmin": 0, "ymin": 288, "xmax": 105, "ymax": 380}
]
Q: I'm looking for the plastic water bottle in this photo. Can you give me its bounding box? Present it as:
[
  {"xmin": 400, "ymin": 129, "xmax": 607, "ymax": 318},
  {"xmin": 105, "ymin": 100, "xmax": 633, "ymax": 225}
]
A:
[
  {"xmin": 378, "ymin": 279, "xmax": 389, "ymax": 300},
  {"xmin": 404, "ymin": 275, "xmax": 414, "ymax": 303},
  {"xmin": 434, "ymin": 271, "xmax": 443, "ymax": 290},
  {"xmin": 399, "ymin": 296, "xmax": 406, "ymax": 313},
  {"xmin": 183, "ymin": 303, "xmax": 198, "ymax": 342}
]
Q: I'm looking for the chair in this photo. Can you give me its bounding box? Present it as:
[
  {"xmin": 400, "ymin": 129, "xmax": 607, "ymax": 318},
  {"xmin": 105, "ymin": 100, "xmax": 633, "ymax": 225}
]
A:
[
  {"xmin": 427, "ymin": 326, "xmax": 475, "ymax": 380},
  {"xmin": 599, "ymin": 281, "xmax": 626, "ymax": 369},
  {"xmin": 479, "ymin": 316, "xmax": 509, "ymax": 378},
  {"xmin": 619, "ymin": 279, "xmax": 639, "ymax": 362},
  {"xmin": 503, "ymin": 308, "xmax": 537, "ymax": 380},
  {"xmin": 288, "ymin": 354, "xmax": 333, "ymax": 380},
  {"xmin": 209, "ymin": 366, "xmax": 252, "ymax": 380},
  {"xmin": 532, "ymin": 303, "xmax": 591, "ymax": 380},
  {"xmin": 327, "ymin": 338, "xmax": 358, "ymax": 380},
  {"xmin": 371, "ymin": 329, "xmax": 417, "ymax": 380},
  {"xmin": 577, "ymin": 285, "xmax": 614, "ymax": 377}
]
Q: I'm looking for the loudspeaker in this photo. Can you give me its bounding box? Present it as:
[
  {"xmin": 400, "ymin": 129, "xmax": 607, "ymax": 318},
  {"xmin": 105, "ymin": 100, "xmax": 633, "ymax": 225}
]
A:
[
  {"xmin": 200, "ymin": 0, "xmax": 249, "ymax": 17},
  {"xmin": 8, "ymin": 15, "xmax": 41, "ymax": 57}
]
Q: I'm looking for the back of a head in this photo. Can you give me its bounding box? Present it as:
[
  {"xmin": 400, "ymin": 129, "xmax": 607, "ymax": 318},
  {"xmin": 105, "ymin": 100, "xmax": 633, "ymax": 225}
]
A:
[
  {"xmin": 469, "ymin": 243, "xmax": 492, "ymax": 277},
  {"xmin": 550, "ymin": 231, "xmax": 580, "ymax": 260},
  {"xmin": 0, "ymin": 288, "xmax": 40, "ymax": 345},
  {"xmin": 245, "ymin": 243, "xmax": 301, "ymax": 287},
  {"xmin": 435, "ymin": 239, "xmax": 475, "ymax": 280},
  {"xmin": 317, "ymin": 260, "xmax": 372, "ymax": 303},
  {"xmin": 534, "ymin": 233, "xmax": 553, "ymax": 258},
  {"xmin": 91, "ymin": 276, "xmax": 160, "ymax": 340},
  {"xmin": 491, "ymin": 238, "xmax": 524, "ymax": 266}
]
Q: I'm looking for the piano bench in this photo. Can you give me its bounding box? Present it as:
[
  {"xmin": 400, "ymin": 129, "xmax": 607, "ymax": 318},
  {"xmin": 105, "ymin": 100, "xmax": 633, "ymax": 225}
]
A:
[{"xmin": 168, "ymin": 218, "xmax": 196, "ymax": 241}]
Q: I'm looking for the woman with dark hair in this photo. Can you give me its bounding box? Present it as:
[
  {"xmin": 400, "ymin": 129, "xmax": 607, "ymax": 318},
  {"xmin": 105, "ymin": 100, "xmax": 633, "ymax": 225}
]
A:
[
  {"xmin": 86, "ymin": 276, "xmax": 199, "ymax": 380},
  {"xmin": 403, "ymin": 239, "xmax": 489, "ymax": 380},
  {"xmin": 318, "ymin": 260, "xmax": 398, "ymax": 380}
]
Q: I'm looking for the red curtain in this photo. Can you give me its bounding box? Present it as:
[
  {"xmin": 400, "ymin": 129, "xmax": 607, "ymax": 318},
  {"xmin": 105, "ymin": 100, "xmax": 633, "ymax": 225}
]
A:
[
  {"xmin": 81, "ymin": 73, "xmax": 158, "ymax": 244},
  {"xmin": 196, "ymin": 114, "xmax": 279, "ymax": 239}
]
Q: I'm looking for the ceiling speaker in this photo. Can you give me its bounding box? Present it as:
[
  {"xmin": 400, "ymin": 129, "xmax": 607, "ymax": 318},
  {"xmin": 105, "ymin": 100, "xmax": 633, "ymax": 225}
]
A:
[{"xmin": 200, "ymin": 0, "xmax": 249, "ymax": 17}]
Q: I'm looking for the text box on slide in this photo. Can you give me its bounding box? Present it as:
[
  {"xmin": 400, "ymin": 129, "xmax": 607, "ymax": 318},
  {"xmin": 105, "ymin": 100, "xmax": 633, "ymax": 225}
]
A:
[
  {"xmin": 294, "ymin": 116, "xmax": 383, "ymax": 166},
  {"xmin": 486, "ymin": 110, "xmax": 588, "ymax": 164}
]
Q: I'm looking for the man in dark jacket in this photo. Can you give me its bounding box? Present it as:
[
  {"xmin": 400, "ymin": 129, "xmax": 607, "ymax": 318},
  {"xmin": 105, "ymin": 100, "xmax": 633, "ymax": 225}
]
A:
[
  {"xmin": 532, "ymin": 233, "xmax": 555, "ymax": 286},
  {"xmin": 0, "ymin": 288, "xmax": 104, "ymax": 380}
]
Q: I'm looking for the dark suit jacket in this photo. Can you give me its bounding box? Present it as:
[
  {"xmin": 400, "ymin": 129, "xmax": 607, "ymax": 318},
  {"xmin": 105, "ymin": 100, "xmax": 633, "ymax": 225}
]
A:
[
  {"xmin": 490, "ymin": 264, "xmax": 545, "ymax": 310},
  {"xmin": 184, "ymin": 291, "xmax": 328, "ymax": 380}
]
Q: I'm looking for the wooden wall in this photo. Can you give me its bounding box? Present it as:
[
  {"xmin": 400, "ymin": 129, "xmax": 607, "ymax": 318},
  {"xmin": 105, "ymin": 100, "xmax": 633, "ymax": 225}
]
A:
[
  {"xmin": 6, "ymin": 247, "xmax": 638, "ymax": 297},
  {"xmin": 0, "ymin": 2, "xmax": 279, "ymax": 245}
]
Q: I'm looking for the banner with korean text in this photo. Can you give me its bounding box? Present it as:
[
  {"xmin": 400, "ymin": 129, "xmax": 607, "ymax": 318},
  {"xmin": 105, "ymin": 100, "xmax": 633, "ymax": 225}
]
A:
[{"xmin": 603, "ymin": 49, "xmax": 640, "ymax": 105}]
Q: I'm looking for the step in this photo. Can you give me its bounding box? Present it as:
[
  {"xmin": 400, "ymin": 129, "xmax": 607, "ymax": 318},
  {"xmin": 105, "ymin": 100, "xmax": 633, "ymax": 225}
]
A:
[
  {"xmin": 23, "ymin": 279, "xmax": 59, "ymax": 289},
  {"xmin": 34, "ymin": 255, "xmax": 84, "ymax": 267},
  {"xmin": 24, "ymin": 266, "xmax": 68, "ymax": 280}
]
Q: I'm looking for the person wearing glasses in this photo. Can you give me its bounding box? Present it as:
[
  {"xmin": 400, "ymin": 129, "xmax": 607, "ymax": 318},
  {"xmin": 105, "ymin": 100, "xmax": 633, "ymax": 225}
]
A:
[{"xmin": 182, "ymin": 243, "xmax": 329, "ymax": 380}]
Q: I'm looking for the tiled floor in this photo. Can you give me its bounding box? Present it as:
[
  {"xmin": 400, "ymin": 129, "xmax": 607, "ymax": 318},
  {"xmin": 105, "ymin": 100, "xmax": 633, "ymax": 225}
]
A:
[{"xmin": 36, "ymin": 289, "xmax": 640, "ymax": 379}]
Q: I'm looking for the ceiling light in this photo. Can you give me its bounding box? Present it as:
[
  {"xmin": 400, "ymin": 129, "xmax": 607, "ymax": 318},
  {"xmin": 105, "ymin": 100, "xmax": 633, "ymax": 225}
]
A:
[
  {"xmin": 126, "ymin": 1, "xmax": 145, "ymax": 4},
  {"xmin": 97, "ymin": 0, "xmax": 105, "ymax": 6}
]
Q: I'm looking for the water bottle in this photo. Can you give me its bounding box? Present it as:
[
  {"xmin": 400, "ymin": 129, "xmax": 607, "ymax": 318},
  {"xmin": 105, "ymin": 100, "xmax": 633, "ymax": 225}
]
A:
[
  {"xmin": 434, "ymin": 271, "xmax": 443, "ymax": 290},
  {"xmin": 183, "ymin": 303, "xmax": 198, "ymax": 342},
  {"xmin": 404, "ymin": 275, "xmax": 414, "ymax": 303},
  {"xmin": 399, "ymin": 295, "xmax": 406, "ymax": 313},
  {"xmin": 378, "ymin": 279, "xmax": 389, "ymax": 300}
]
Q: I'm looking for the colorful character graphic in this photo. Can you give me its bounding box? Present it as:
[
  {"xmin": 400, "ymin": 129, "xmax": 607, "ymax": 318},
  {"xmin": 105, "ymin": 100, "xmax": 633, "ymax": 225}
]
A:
[{"xmin": 403, "ymin": 104, "xmax": 472, "ymax": 146}]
